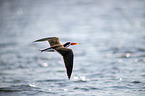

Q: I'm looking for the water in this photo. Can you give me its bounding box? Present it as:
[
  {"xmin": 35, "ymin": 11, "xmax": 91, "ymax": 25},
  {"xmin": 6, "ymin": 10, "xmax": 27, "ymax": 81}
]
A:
[{"xmin": 0, "ymin": 0, "xmax": 145, "ymax": 96}]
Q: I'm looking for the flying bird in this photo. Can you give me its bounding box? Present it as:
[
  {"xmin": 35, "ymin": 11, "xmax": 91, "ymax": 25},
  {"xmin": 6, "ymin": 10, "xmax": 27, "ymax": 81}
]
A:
[{"xmin": 34, "ymin": 37, "xmax": 79, "ymax": 79}]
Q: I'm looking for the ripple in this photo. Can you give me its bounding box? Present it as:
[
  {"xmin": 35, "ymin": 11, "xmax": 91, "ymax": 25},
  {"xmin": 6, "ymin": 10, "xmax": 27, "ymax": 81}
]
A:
[
  {"xmin": 36, "ymin": 79, "xmax": 66, "ymax": 82},
  {"xmin": 74, "ymin": 87, "xmax": 88, "ymax": 91},
  {"xmin": 73, "ymin": 80, "xmax": 88, "ymax": 83},
  {"xmin": 2, "ymin": 79, "xmax": 23, "ymax": 83},
  {"xmin": 74, "ymin": 86, "xmax": 100, "ymax": 91},
  {"xmin": 111, "ymin": 86, "xmax": 133, "ymax": 89},
  {"xmin": 0, "ymin": 84, "xmax": 40, "ymax": 92},
  {"xmin": 0, "ymin": 87, "xmax": 21, "ymax": 92},
  {"xmin": 131, "ymin": 81, "xmax": 141, "ymax": 84}
]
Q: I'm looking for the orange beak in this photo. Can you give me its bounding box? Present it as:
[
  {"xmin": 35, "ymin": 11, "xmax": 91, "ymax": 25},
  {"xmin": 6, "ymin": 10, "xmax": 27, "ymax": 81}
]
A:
[{"xmin": 71, "ymin": 43, "xmax": 80, "ymax": 45}]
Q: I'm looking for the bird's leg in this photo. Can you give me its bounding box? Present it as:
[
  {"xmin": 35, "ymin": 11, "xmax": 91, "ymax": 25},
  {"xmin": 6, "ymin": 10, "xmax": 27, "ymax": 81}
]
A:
[{"xmin": 39, "ymin": 47, "xmax": 55, "ymax": 52}]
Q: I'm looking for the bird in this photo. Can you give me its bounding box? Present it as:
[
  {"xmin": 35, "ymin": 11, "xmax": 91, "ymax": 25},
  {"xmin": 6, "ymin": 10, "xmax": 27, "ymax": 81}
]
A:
[
  {"xmin": 34, "ymin": 37, "xmax": 79, "ymax": 79},
  {"xmin": 39, "ymin": 42, "xmax": 74, "ymax": 53}
]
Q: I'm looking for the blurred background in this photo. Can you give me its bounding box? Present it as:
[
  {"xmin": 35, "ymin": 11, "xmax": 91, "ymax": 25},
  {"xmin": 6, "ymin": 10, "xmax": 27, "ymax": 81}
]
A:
[{"xmin": 0, "ymin": 0, "xmax": 145, "ymax": 96}]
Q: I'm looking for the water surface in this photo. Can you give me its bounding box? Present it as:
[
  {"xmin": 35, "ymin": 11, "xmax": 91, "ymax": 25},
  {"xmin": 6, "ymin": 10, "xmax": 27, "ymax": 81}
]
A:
[{"xmin": 0, "ymin": 0, "xmax": 145, "ymax": 96}]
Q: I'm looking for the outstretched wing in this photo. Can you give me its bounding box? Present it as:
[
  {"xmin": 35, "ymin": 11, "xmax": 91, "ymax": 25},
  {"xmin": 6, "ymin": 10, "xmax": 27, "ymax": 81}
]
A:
[
  {"xmin": 34, "ymin": 37, "xmax": 60, "ymax": 46},
  {"xmin": 55, "ymin": 47, "xmax": 74, "ymax": 79},
  {"xmin": 34, "ymin": 37, "xmax": 58, "ymax": 42},
  {"xmin": 39, "ymin": 47, "xmax": 55, "ymax": 52}
]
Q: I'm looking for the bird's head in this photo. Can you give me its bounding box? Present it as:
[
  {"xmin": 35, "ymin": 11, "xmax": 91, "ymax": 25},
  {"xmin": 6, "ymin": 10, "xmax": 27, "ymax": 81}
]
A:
[{"xmin": 63, "ymin": 42, "xmax": 79, "ymax": 48}]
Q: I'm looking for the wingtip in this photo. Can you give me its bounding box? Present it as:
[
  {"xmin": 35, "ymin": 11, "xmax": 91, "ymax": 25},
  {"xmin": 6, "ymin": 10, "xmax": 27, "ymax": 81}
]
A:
[
  {"xmin": 33, "ymin": 37, "xmax": 59, "ymax": 43},
  {"xmin": 68, "ymin": 75, "xmax": 71, "ymax": 80},
  {"xmin": 33, "ymin": 40, "xmax": 43, "ymax": 42},
  {"xmin": 33, "ymin": 40, "xmax": 40, "ymax": 43},
  {"xmin": 32, "ymin": 41, "xmax": 37, "ymax": 43},
  {"xmin": 33, "ymin": 41, "xmax": 37, "ymax": 42},
  {"xmin": 33, "ymin": 39, "xmax": 47, "ymax": 43},
  {"xmin": 38, "ymin": 49, "xmax": 43, "ymax": 53}
]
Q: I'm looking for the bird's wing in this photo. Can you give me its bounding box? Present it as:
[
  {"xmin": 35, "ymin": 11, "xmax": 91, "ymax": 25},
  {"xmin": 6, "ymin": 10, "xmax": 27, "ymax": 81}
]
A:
[
  {"xmin": 34, "ymin": 37, "xmax": 60, "ymax": 46},
  {"xmin": 55, "ymin": 47, "xmax": 74, "ymax": 79},
  {"xmin": 39, "ymin": 47, "xmax": 55, "ymax": 52},
  {"xmin": 34, "ymin": 37, "xmax": 58, "ymax": 42}
]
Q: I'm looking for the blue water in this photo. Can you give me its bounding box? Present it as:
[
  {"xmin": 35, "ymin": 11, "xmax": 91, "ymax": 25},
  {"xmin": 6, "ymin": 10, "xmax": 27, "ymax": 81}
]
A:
[{"xmin": 0, "ymin": 0, "xmax": 145, "ymax": 96}]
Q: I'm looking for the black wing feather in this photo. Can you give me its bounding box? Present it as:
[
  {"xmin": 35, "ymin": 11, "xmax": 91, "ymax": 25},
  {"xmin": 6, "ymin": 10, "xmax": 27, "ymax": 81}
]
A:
[{"xmin": 56, "ymin": 47, "xmax": 74, "ymax": 79}]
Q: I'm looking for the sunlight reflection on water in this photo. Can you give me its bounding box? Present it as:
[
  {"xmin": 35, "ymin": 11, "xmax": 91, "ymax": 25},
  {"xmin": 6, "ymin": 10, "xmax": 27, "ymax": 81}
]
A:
[{"xmin": 0, "ymin": 0, "xmax": 145, "ymax": 96}]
